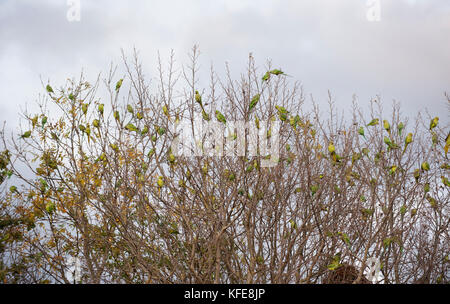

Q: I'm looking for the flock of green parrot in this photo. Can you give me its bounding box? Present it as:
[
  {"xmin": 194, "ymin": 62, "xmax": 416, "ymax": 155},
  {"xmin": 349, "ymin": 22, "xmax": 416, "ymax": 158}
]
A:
[{"xmin": 15, "ymin": 76, "xmax": 450, "ymax": 203}]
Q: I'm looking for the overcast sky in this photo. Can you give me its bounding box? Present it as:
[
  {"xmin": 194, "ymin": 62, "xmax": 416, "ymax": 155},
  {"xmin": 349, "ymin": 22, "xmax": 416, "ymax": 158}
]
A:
[{"xmin": 0, "ymin": 0, "xmax": 449, "ymax": 132}]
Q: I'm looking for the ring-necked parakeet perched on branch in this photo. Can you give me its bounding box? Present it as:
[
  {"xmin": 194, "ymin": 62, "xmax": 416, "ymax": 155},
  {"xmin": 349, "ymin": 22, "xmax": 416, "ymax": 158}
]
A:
[
  {"xmin": 429, "ymin": 117, "xmax": 439, "ymax": 130},
  {"xmin": 262, "ymin": 71, "xmax": 270, "ymax": 82},
  {"xmin": 328, "ymin": 142, "xmax": 335, "ymax": 154},
  {"xmin": 367, "ymin": 118, "xmax": 379, "ymax": 127},
  {"xmin": 82, "ymin": 103, "xmax": 88, "ymax": 115},
  {"xmin": 115, "ymin": 79, "xmax": 123, "ymax": 92},
  {"xmin": 327, "ymin": 253, "xmax": 341, "ymax": 271},
  {"xmin": 403, "ymin": 133, "xmax": 413, "ymax": 153},
  {"xmin": 114, "ymin": 111, "xmax": 120, "ymax": 121},
  {"xmin": 127, "ymin": 104, "xmax": 134, "ymax": 114},
  {"xmin": 398, "ymin": 122, "xmax": 404, "ymax": 136},
  {"xmin": 269, "ymin": 69, "xmax": 287, "ymax": 76},
  {"xmin": 249, "ymin": 94, "xmax": 260, "ymax": 112},
  {"xmin": 41, "ymin": 116, "xmax": 47, "ymax": 128},
  {"xmin": 383, "ymin": 120, "xmax": 390, "ymax": 133},
  {"xmin": 21, "ymin": 131, "xmax": 31, "ymax": 139},
  {"xmin": 421, "ymin": 161, "xmax": 430, "ymax": 172},
  {"xmin": 202, "ymin": 110, "xmax": 210, "ymax": 121},
  {"xmin": 98, "ymin": 103, "xmax": 104, "ymax": 116},
  {"xmin": 195, "ymin": 90, "xmax": 202, "ymax": 105},
  {"xmin": 46, "ymin": 84, "xmax": 54, "ymax": 93},
  {"xmin": 93, "ymin": 119, "xmax": 100, "ymax": 128},
  {"xmin": 358, "ymin": 126, "xmax": 365, "ymax": 138},
  {"xmin": 125, "ymin": 123, "xmax": 138, "ymax": 132},
  {"xmin": 215, "ymin": 110, "xmax": 226, "ymax": 124}
]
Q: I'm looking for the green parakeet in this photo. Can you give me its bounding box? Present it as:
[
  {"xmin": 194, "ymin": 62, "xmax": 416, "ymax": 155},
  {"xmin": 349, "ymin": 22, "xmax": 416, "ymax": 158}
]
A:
[
  {"xmin": 310, "ymin": 184, "xmax": 319, "ymax": 196},
  {"xmin": 444, "ymin": 132, "xmax": 449, "ymax": 157},
  {"xmin": 168, "ymin": 153, "xmax": 175, "ymax": 164},
  {"xmin": 424, "ymin": 183, "xmax": 430, "ymax": 193},
  {"xmin": 389, "ymin": 165, "xmax": 397, "ymax": 175},
  {"xmin": 21, "ymin": 131, "xmax": 31, "ymax": 139},
  {"xmin": 398, "ymin": 122, "xmax": 404, "ymax": 136},
  {"xmin": 136, "ymin": 112, "xmax": 143, "ymax": 120},
  {"xmin": 421, "ymin": 162, "xmax": 430, "ymax": 171},
  {"xmin": 262, "ymin": 71, "xmax": 270, "ymax": 82},
  {"xmin": 82, "ymin": 103, "xmax": 88, "ymax": 115},
  {"xmin": 41, "ymin": 116, "xmax": 47, "ymax": 128},
  {"xmin": 269, "ymin": 69, "xmax": 286, "ymax": 76},
  {"xmin": 255, "ymin": 115, "xmax": 260, "ymax": 129},
  {"xmin": 116, "ymin": 79, "xmax": 123, "ymax": 92},
  {"xmin": 125, "ymin": 123, "xmax": 138, "ymax": 132},
  {"xmin": 367, "ymin": 118, "xmax": 379, "ymax": 127},
  {"xmin": 215, "ymin": 110, "xmax": 226, "ymax": 124},
  {"xmin": 114, "ymin": 111, "xmax": 120, "ymax": 121},
  {"xmin": 78, "ymin": 124, "xmax": 86, "ymax": 133},
  {"xmin": 46, "ymin": 84, "xmax": 54, "ymax": 93},
  {"xmin": 148, "ymin": 148, "xmax": 155, "ymax": 157},
  {"xmin": 9, "ymin": 186, "xmax": 17, "ymax": 193},
  {"xmin": 327, "ymin": 253, "xmax": 342, "ymax": 271},
  {"xmin": 413, "ymin": 169, "xmax": 420, "ymax": 182},
  {"xmin": 127, "ymin": 104, "xmax": 134, "ymax": 114},
  {"xmin": 45, "ymin": 202, "xmax": 56, "ymax": 214},
  {"xmin": 98, "ymin": 103, "xmax": 104, "ymax": 116},
  {"xmin": 195, "ymin": 90, "xmax": 202, "ymax": 104},
  {"xmin": 383, "ymin": 120, "xmax": 390, "ymax": 133},
  {"xmin": 162, "ymin": 105, "xmax": 169, "ymax": 116},
  {"xmin": 404, "ymin": 133, "xmax": 413, "ymax": 152},
  {"xmin": 358, "ymin": 126, "xmax": 365, "ymax": 138},
  {"xmin": 202, "ymin": 110, "xmax": 210, "ymax": 121},
  {"xmin": 249, "ymin": 94, "xmax": 260, "ymax": 111},
  {"xmin": 141, "ymin": 126, "xmax": 148, "ymax": 135},
  {"xmin": 93, "ymin": 119, "xmax": 100, "ymax": 128},
  {"xmin": 441, "ymin": 176, "xmax": 450, "ymax": 187},
  {"xmin": 429, "ymin": 117, "xmax": 439, "ymax": 130},
  {"xmin": 328, "ymin": 143, "xmax": 335, "ymax": 154},
  {"xmin": 431, "ymin": 132, "xmax": 438, "ymax": 146},
  {"xmin": 31, "ymin": 115, "xmax": 38, "ymax": 128},
  {"xmin": 69, "ymin": 93, "xmax": 75, "ymax": 101},
  {"xmin": 275, "ymin": 105, "xmax": 288, "ymax": 114}
]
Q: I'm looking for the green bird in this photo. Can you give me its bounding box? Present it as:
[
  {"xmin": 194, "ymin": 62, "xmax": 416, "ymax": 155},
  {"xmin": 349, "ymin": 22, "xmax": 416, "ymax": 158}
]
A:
[
  {"xmin": 255, "ymin": 115, "xmax": 260, "ymax": 129},
  {"xmin": 46, "ymin": 84, "xmax": 54, "ymax": 93},
  {"xmin": 327, "ymin": 253, "xmax": 342, "ymax": 271},
  {"xmin": 78, "ymin": 124, "xmax": 86, "ymax": 133},
  {"xmin": 362, "ymin": 147, "xmax": 370, "ymax": 156},
  {"xmin": 125, "ymin": 123, "xmax": 138, "ymax": 132},
  {"xmin": 9, "ymin": 186, "xmax": 17, "ymax": 193},
  {"xmin": 168, "ymin": 153, "xmax": 175, "ymax": 164},
  {"xmin": 215, "ymin": 110, "xmax": 226, "ymax": 124},
  {"xmin": 367, "ymin": 118, "xmax": 379, "ymax": 127},
  {"xmin": 328, "ymin": 142, "xmax": 335, "ymax": 154},
  {"xmin": 31, "ymin": 115, "xmax": 39, "ymax": 128},
  {"xmin": 127, "ymin": 104, "xmax": 134, "ymax": 114},
  {"xmin": 157, "ymin": 126, "xmax": 166, "ymax": 136},
  {"xmin": 249, "ymin": 94, "xmax": 260, "ymax": 111},
  {"xmin": 444, "ymin": 132, "xmax": 449, "ymax": 157},
  {"xmin": 262, "ymin": 71, "xmax": 270, "ymax": 82},
  {"xmin": 310, "ymin": 184, "xmax": 319, "ymax": 196},
  {"xmin": 81, "ymin": 103, "xmax": 88, "ymax": 115},
  {"xmin": 147, "ymin": 148, "xmax": 155, "ymax": 158},
  {"xmin": 162, "ymin": 105, "xmax": 169, "ymax": 117},
  {"xmin": 157, "ymin": 176, "xmax": 164, "ymax": 188},
  {"xmin": 41, "ymin": 116, "xmax": 47, "ymax": 128},
  {"xmin": 136, "ymin": 112, "xmax": 143, "ymax": 120},
  {"xmin": 441, "ymin": 176, "xmax": 450, "ymax": 187},
  {"xmin": 269, "ymin": 69, "xmax": 286, "ymax": 76},
  {"xmin": 404, "ymin": 133, "xmax": 413, "ymax": 152},
  {"xmin": 93, "ymin": 119, "xmax": 100, "ymax": 128},
  {"xmin": 431, "ymin": 132, "xmax": 438, "ymax": 146},
  {"xmin": 429, "ymin": 117, "xmax": 439, "ymax": 130},
  {"xmin": 398, "ymin": 122, "xmax": 404, "ymax": 136},
  {"xmin": 45, "ymin": 202, "xmax": 56, "ymax": 214},
  {"xmin": 21, "ymin": 131, "xmax": 32, "ymax": 139},
  {"xmin": 141, "ymin": 126, "xmax": 149, "ymax": 135},
  {"xmin": 98, "ymin": 103, "xmax": 104, "ymax": 116},
  {"xmin": 389, "ymin": 165, "xmax": 397, "ymax": 175},
  {"xmin": 383, "ymin": 120, "xmax": 390, "ymax": 133},
  {"xmin": 69, "ymin": 93, "xmax": 75, "ymax": 101},
  {"xmin": 116, "ymin": 79, "xmax": 123, "ymax": 92},
  {"xmin": 275, "ymin": 105, "xmax": 288, "ymax": 114},
  {"xmin": 424, "ymin": 183, "xmax": 430, "ymax": 193},
  {"xmin": 202, "ymin": 110, "xmax": 210, "ymax": 121},
  {"xmin": 195, "ymin": 90, "xmax": 202, "ymax": 104},
  {"xmin": 413, "ymin": 169, "xmax": 420, "ymax": 182},
  {"xmin": 113, "ymin": 111, "xmax": 120, "ymax": 121},
  {"xmin": 421, "ymin": 161, "xmax": 430, "ymax": 172},
  {"xmin": 358, "ymin": 126, "xmax": 365, "ymax": 138}
]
